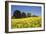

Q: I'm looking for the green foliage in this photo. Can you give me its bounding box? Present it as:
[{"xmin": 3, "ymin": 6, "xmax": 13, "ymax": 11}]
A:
[
  {"xmin": 12, "ymin": 10, "xmax": 38, "ymax": 19},
  {"xmin": 32, "ymin": 15, "xmax": 38, "ymax": 17},
  {"xmin": 21, "ymin": 12, "xmax": 26, "ymax": 18},
  {"xmin": 13, "ymin": 10, "xmax": 21, "ymax": 18},
  {"xmin": 12, "ymin": 10, "xmax": 33, "ymax": 19},
  {"xmin": 27, "ymin": 13, "xmax": 31, "ymax": 17}
]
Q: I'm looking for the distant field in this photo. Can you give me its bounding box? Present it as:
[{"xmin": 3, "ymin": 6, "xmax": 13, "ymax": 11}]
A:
[{"xmin": 11, "ymin": 17, "xmax": 41, "ymax": 29}]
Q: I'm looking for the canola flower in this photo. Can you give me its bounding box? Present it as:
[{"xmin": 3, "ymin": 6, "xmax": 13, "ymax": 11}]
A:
[{"xmin": 11, "ymin": 17, "xmax": 41, "ymax": 29}]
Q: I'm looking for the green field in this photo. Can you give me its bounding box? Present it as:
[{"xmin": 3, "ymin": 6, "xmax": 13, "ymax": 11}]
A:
[{"xmin": 11, "ymin": 17, "xmax": 41, "ymax": 29}]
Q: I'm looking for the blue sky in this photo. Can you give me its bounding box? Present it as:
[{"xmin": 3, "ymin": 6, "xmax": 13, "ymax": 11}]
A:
[{"xmin": 11, "ymin": 5, "xmax": 41, "ymax": 16}]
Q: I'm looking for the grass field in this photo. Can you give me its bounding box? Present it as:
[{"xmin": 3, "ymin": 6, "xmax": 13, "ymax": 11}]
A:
[{"xmin": 11, "ymin": 17, "xmax": 41, "ymax": 29}]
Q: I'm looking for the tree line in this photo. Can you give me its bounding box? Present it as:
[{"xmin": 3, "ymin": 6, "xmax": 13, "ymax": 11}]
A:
[{"xmin": 12, "ymin": 10, "xmax": 38, "ymax": 19}]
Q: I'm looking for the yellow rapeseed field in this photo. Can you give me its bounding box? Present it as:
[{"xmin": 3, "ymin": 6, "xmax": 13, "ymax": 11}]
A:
[{"xmin": 11, "ymin": 17, "xmax": 41, "ymax": 29}]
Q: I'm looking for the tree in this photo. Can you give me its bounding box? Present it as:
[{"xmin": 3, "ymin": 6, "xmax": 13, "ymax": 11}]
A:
[
  {"xmin": 32, "ymin": 15, "xmax": 38, "ymax": 17},
  {"xmin": 27, "ymin": 13, "xmax": 31, "ymax": 17},
  {"xmin": 21, "ymin": 12, "xmax": 26, "ymax": 18},
  {"xmin": 13, "ymin": 10, "xmax": 21, "ymax": 18}
]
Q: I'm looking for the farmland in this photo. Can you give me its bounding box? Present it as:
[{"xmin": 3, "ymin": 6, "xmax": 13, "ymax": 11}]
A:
[{"xmin": 11, "ymin": 17, "xmax": 41, "ymax": 29}]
